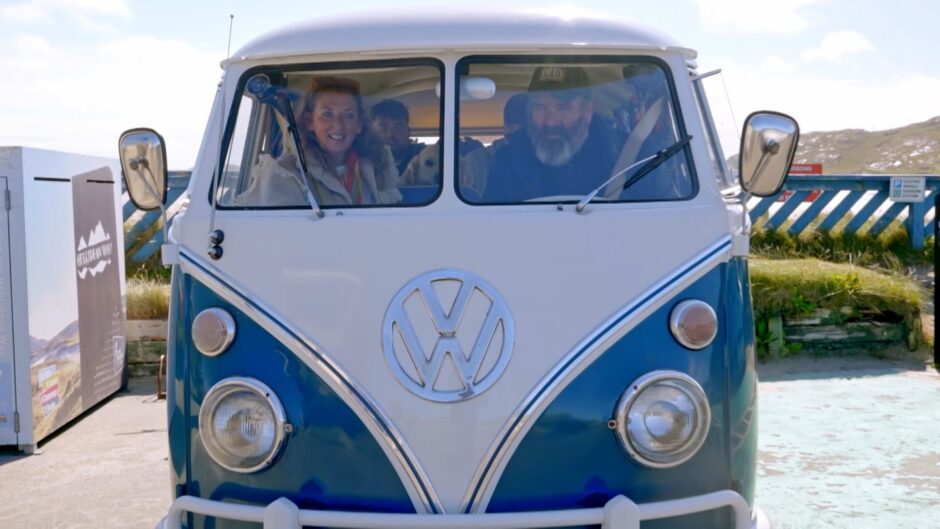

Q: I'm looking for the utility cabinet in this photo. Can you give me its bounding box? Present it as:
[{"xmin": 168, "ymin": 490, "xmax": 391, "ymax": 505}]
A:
[{"xmin": 0, "ymin": 147, "xmax": 126, "ymax": 452}]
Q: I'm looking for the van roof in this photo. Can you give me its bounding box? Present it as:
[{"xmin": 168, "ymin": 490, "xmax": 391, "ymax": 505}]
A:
[{"xmin": 232, "ymin": 8, "xmax": 695, "ymax": 63}]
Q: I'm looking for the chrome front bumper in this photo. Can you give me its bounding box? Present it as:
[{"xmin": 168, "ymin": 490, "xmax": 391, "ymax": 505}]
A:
[{"xmin": 161, "ymin": 490, "xmax": 752, "ymax": 529}]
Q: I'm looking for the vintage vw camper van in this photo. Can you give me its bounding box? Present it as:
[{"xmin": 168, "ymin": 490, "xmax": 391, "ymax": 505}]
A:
[{"xmin": 120, "ymin": 10, "xmax": 798, "ymax": 529}]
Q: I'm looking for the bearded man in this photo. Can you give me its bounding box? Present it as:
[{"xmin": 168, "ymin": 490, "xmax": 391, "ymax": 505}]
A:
[{"xmin": 482, "ymin": 66, "xmax": 618, "ymax": 203}]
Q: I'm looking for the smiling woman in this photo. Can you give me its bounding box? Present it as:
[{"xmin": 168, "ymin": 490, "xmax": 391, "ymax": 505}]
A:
[{"xmin": 217, "ymin": 61, "xmax": 444, "ymax": 208}]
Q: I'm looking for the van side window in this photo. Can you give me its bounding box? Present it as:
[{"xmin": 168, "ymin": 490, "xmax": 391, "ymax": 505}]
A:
[
  {"xmin": 455, "ymin": 58, "xmax": 696, "ymax": 205},
  {"xmin": 217, "ymin": 62, "xmax": 444, "ymax": 209}
]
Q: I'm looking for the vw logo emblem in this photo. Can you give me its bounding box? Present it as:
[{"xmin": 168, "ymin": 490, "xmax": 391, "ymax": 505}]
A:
[{"xmin": 383, "ymin": 269, "xmax": 514, "ymax": 403}]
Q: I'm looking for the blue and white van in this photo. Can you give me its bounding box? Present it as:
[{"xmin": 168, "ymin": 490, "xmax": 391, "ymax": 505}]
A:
[{"xmin": 120, "ymin": 9, "xmax": 798, "ymax": 529}]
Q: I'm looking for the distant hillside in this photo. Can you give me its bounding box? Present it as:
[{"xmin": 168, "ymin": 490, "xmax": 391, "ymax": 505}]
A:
[{"xmin": 794, "ymin": 116, "xmax": 940, "ymax": 174}]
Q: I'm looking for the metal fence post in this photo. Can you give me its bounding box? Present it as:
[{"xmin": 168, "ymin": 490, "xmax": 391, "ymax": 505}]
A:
[{"xmin": 909, "ymin": 200, "xmax": 926, "ymax": 250}]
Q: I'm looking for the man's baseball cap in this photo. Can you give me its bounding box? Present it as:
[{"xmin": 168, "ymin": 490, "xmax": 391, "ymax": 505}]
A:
[{"xmin": 527, "ymin": 66, "xmax": 590, "ymax": 97}]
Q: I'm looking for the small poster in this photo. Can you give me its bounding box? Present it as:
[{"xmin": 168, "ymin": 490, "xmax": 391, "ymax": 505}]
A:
[
  {"xmin": 72, "ymin": 167, "xmax": 125, "ymax": 407},
  {"xmin": 889, "ymin": 176, "xmax": 926, "ymax": 203}
]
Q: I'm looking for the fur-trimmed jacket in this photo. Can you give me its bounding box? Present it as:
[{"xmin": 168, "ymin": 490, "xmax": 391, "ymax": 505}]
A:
[{"xmin": 234, "ymin": 147, "xmax": 401, "ymax": 207}]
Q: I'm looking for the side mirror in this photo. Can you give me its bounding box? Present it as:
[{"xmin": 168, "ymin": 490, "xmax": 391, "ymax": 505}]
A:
[
  {"xmin": 738, "ymin": 111, "xmax": 799, "ymax": 197},
  {"xmin": 119, "ymin": 128, "xmax": 168, "ymax": 210}
]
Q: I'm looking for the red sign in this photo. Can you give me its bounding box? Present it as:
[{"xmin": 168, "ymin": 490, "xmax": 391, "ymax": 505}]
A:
[
  {"xmin": 789, "ymin": 163, "xmax": 823, "ymax": 175},
  {"xmin": 40, "ymin": 384, "xmax": 59, "ymax": 406},
  {"xmin": 778, "ymin": 163, "xmax": 824, "ymax": 201}
]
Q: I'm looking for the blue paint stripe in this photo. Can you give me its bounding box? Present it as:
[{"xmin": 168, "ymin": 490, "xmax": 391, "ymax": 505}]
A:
[
  {"xmin": 819, "ymin": 190, "xmax": 865, "ymax": 232},
  {"xmin": 920, "ymin": 190, "xmax": 937, "ymax": 241},
  {"xmin": 748, "ymin": 196, "xmax": 778, "ymax": 223},
  {"xmin": 787, "ymin": 191, "xmax": 839, "ymax": 236},
  {"xmin": 844, "ymin": 191, "xmax": 888, "ymax": 235},
  {"xmin": 124, "ymin": 187, "xmax": 186, "ymax": 251},
  {"xmin": 178, "ymin": 251, "xmax": 439, "ymax": 514},
  {"xmin": 868, "ymin": 201, "xmax": 907, "ymax": 237},
  {"xmin": 464, "ymin": 237, "xmax": 732, "ymax": 512},
  {"xmin": 122, "ymin": 199, "xmax": 137, "ymax": 221},
  {"xmin": 131, "ymin": 237, "xmax": 163, "ymax": 262},
  {"xmin": 765, "ymin": 191, "xmax": 811, "ymax": 230}
]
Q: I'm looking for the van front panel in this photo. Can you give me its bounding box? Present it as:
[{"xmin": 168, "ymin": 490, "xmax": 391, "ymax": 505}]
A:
[{"xmin": 171, "ymin": 198, "xmax": 734, "ymax": 514}]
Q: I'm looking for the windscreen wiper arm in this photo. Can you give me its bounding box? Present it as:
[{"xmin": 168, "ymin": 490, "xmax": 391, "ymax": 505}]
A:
[
  {"xmin": 247, "ymin": 76, "xmax": 324, "ymax": 218},
  {"xmin": 576, "ymin": 135, "xmax": 692, "ymax": 213}
]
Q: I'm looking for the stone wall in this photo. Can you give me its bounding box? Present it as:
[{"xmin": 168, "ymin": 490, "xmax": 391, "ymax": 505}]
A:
[{"xmin": 126, "ymin": 320, "xmax": 167, "ymax": 377}]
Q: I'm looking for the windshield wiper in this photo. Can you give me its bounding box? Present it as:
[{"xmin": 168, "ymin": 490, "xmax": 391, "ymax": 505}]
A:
[
  {"xmin": 246, "ymin": 75, "xmax": 324, "ymax": 218},
  {"xmin": 576, "ymin": 135, "xmax": 692, "ymax": 213}
]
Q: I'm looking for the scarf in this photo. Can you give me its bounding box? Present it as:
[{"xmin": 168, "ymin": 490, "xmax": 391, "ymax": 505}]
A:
[{"xmin": 341, "ymin": 149, "xmax": 363, "ymax": 204}]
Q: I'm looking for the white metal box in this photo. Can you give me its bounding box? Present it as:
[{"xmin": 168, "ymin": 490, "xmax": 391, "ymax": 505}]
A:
[{"xmin": 0, "ymin": 147, "xmax": 127, "ymax": 452}]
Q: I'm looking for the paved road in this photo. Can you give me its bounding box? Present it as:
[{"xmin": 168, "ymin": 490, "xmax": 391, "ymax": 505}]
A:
[
  {"xmin": 0, "ymin": 378, "xmax": 169, "ymax": 528},
  {"xmin": 756, "ymin": 357, "xmax": 940, "ymax": 529},
  {"xmin": 0, "ymin": 359, "xmax": 937, "ymax": 529}
]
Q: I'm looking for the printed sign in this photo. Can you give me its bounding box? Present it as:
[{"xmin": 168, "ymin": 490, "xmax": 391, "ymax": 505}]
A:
[
  {"xmin": 889, "ymin": 176, "xmax": 926, "ymax": 203},
  {"xmin": 778, "ymin": 163, "xmax": 824, "ymax": 202},
  {"xmin": 789, "ymin": 163, "xmax": 823, "ymax": 175},
  {"xmin": 72, "ymin": 167, "xmax": 125, "ymax": 406},
  {"xmin": 37, "ymin": 365, "xmax": 60, "ymax": 415}
]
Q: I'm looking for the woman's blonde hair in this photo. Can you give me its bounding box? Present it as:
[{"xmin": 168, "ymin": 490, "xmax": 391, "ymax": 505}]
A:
[{"xmin": 299, "ymin": 76, "xmax": 388, "ymax": 168}]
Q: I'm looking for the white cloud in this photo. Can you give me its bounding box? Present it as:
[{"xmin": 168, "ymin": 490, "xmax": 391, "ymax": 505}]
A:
[
  {"xmin": 759, "ymin": 56, "xmax": 796, "ymax": 74},
  {"xmin": 0, "ymin": 0, "xmax": 129, "ymax": 24},
  {"xmin": 801, "ymin": 30, "xmax": 873, "ymax": 62},
  {"xmin": 0, "ymin": 2, "xmax": 49, "ymax": 23},
  {"xmin": 0, "ymin": 34, "xmax": 222, "ymax": 168},
  {"xmin": 56, "ymin": 0, "xmax": 129, "ymax": 18},
  {"xmin": 711, "ymin": 58, "xmax": 940, "ymax": 134},
  {"xmin": 696, "ymin": 0, "xmax": 824, "ymax": 34},
  {"xmin": 74, "ymin": 12, "xmax": 120, "ymax": 33},
  {"xmin": 14, "ymin": 34, "xmax": 57, "ymax": 56}
]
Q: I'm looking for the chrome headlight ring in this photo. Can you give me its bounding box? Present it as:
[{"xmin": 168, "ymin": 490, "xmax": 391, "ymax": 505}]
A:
[
  {"xmin": 613, "ymin": 371, "xmax": 711, "ymax": 469},
  {"xmin": 198, "ymin": 377, "xmax": 289, "ymax": 473}
]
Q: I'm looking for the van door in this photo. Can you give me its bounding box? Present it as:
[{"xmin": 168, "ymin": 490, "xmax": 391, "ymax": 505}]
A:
[{"xmin": 0, "ymin": 177, "xmax": 18, "ymax": 446}]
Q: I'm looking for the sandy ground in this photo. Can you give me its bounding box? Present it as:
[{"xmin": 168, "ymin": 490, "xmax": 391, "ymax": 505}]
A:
[{"xmin": 0, "ymin": 378, "xmax": 169, "ymax": 529}]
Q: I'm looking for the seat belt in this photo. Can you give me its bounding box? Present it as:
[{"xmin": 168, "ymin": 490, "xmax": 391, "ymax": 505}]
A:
[{"xmin": 604, "ymin": 97, "xmax": 665, "ymax": 200}]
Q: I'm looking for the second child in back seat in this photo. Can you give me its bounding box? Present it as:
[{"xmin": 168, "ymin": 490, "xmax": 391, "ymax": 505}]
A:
[{"xmin": 371, "ymin": 99, "xmax": 426, "ymax": 176}]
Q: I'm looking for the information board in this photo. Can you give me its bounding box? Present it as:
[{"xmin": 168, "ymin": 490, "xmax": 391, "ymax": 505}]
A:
[{"xmin": 889, "ymin": 176, "xmax": 926, "ymax": 203}]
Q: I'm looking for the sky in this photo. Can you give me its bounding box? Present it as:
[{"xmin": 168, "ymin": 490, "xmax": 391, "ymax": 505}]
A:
[{"xmin": 1, "ymin": 0, "xmax": 938, "ymax": 169}]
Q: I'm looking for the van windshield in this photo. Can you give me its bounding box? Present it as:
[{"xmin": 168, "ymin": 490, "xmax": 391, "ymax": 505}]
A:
[
  {"xmin": 217, "ymin": 60, "xmax": 444, "ymax": 209},
  {"xmin": 455, "ymin": 58, "xmax": 695, "ymax": 205}
]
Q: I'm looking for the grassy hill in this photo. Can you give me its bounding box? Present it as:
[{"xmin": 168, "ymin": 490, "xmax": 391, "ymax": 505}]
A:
[{"xmin": 794, "ymin": 116, "xmax": 940, "ymax": 174}]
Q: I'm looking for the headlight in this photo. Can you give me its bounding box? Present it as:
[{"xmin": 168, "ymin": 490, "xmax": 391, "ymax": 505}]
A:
[
  {"xmin": 199, "ymin": 377, "xmax": 288, "ymax": 473},
  {"xmin": 613, "ymin": 371, "xmax": 710, "ymax": 468}
]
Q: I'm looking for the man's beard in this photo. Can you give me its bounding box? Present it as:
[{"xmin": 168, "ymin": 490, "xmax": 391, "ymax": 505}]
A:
[{"xmin": 531, "ymin": 120, "xmax": 590, "ymax": 167}]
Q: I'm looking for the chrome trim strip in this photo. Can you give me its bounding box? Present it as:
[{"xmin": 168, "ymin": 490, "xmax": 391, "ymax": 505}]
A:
[
  {"xmin": 462, "ymin": 236, "xmax": 732, "ymax": 513},
  {"xmin": 178, "ymin": 249, "xmax": 442, "ymax": 514},
  {"xmin": 198, "ymin": 377, "xmax": 289, "ymax": 473},
  {"xmin": 164, "ymin": 490, "xmax": 751, "ymax": 529}
]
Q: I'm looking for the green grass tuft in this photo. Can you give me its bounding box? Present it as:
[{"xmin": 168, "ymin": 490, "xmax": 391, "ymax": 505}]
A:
[
  {"xmin": 751, "ymin": 218, "xmax": 934, "ymax": 272},
  {"xmin": 749, "ymin": 258, "xmax": 923, "ymax": 320},
  {"xmin": 127, "ymin": 278, "xmax": 170, "ymax": 320}
]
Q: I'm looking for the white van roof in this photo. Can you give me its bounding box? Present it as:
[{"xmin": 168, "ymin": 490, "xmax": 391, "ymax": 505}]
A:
[{"xmin": 233, "ymin": 8, "xmax": 695, "ymax": 62}]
